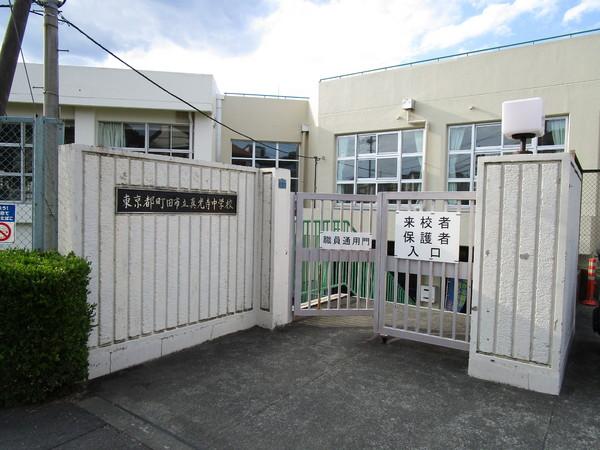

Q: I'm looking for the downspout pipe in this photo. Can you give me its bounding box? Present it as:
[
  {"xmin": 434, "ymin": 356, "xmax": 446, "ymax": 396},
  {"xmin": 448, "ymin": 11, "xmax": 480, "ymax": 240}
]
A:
[{"xmin": 215, "ymin": 94, "xmax": 224, "ymax": 162}]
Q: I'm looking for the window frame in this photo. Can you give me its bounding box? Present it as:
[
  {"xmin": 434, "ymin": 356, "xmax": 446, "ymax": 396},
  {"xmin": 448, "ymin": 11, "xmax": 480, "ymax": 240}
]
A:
[
  {"xmin": 231, "ymin": 140, "xmax": 300, "ymax": 191},
  {"xmin": 98, "ymin": 121, "xmax": 192, "ymax": 158},
  {"xmin": 335, "ymin": 129, "xmax": 424, "ymax": 195},
  {"xmin": 447, "ymin": 116, "xmax": 568, "ymax": 192}
]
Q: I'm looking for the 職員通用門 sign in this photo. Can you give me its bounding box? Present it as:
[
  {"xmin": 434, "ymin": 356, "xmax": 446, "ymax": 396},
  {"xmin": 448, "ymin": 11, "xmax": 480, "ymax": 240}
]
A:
[
  {"xmin": 394, "ymin": 211, "xmax": 460, "ymax": 263},
  {"xmin": 320, "ymin": 231, "xmax": 372, "ymax": 251},
  {"xmin": 0, "ymin": 204, "xmax": 16, "ymax": 244}
]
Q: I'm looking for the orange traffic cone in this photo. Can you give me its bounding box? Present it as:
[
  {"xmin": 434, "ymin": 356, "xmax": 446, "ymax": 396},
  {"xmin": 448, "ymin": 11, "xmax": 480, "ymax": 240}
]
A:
[{"xmin": 582, "ymin": 256, "xmax": 599, "ymax": 307}]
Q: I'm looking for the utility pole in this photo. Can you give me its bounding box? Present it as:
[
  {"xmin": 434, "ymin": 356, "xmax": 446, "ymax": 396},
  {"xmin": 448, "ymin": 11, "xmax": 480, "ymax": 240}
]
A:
[
  {"xmin": 0, "ymin": 0, "xmax": 33, "ymax": 115},
  {"xmin": 34, "ymin": 0, "xmax": 60, "ymax": 250}
]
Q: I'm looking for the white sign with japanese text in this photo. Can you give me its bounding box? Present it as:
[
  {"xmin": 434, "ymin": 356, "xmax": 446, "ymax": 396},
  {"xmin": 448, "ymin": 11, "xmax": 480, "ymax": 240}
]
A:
[
  {"xmin": 320, "ymin": 231, "xmax": 372, "ymax": 251},
  {"xmin": 394, "ymin": 211, "xmax": 460, "ymax": 263}
]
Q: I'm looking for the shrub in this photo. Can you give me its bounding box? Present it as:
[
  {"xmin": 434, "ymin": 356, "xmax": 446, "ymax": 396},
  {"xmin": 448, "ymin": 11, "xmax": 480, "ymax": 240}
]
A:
[{"xmin": 0, "ymin": 250, "xmax": 93, "ymax": 406}]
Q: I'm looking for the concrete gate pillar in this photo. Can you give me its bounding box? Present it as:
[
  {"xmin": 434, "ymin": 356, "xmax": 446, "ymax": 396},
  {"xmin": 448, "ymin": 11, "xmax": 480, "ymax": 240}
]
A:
[{"xmin": 468, "ymin": 152, "xmax": 582, "ymax": 395}]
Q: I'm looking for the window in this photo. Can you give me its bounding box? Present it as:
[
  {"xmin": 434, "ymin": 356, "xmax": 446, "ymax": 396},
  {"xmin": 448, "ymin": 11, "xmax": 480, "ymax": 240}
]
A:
[
  {"xmin": 63, "ymin": 119, "xmax": 75, "ymax": 144},
  {"xmin": 336, "ymin": 129, "xmax": 424, "ymax": 195},
  {"xmin": 0, "ymin": 121, "xmax": 33, "ymax": 202},
  {"xmin": 231, "ymin": 140, "xmax": 299, "ymax": 191},
  {"xmin": 98, "ymin": 121, "xmax": 191, "ymax": 158},
  {"xmin": 447, "ymin": 117, "xmax": 567, "ymax": 192}
]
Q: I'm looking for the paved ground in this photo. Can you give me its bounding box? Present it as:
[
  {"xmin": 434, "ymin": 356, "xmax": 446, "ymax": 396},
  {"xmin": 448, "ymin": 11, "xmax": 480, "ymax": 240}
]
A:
[{"xmin": 2, "ymin": 306, "xmax": 599, "ymax": 449}]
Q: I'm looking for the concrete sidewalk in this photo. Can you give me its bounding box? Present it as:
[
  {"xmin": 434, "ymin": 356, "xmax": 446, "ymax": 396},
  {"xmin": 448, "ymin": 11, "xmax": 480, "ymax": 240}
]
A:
[{"xmin": 2, "ymin": 306, "xmax": 599, "ymax": 449}]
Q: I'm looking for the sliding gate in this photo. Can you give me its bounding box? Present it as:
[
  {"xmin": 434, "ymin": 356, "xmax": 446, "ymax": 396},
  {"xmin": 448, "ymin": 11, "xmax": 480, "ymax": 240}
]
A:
[{"xmin": 292, "ymin": 191, "xmax": 476, "ymax": 351}]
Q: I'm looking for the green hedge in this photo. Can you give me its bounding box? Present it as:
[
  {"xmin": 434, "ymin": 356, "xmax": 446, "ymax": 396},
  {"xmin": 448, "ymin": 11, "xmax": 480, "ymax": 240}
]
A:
[{"xmin": 0, "ymin": 250, "xmax": 93, "ymax": 406}]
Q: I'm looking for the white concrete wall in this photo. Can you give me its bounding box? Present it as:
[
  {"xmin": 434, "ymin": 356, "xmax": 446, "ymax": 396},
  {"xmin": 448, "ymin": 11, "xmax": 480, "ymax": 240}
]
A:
[
  {"xmin": 10, "ymin": 63, "xmax": 217, "ymax": 113},
  {"xmin": 468, "ymin": 153, "xmax": 581, "ymax": 395},
  {"xmin": 58, "ymin": 145, "xmax": 292, "ymax": 379}
]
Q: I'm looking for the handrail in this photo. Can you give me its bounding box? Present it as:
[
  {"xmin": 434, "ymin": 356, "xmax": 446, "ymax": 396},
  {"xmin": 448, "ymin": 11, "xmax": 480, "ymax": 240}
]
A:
[
  {"xmin": 320, "ymin": 27, "xmax": 600, "ymax": 82},
  {"xmin": 224, "ymin": 92, "xmax": 309, "ymax": 100}
]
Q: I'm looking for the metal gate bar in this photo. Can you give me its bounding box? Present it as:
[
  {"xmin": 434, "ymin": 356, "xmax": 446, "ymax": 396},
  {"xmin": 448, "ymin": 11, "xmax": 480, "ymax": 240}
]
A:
[
  {"xmin": 374, "ymin": 191, "xmax": 476, "ymax": 351},
  {"xmin": 293, "ymin": 192, "xmax": 377, "ymax": 316}
]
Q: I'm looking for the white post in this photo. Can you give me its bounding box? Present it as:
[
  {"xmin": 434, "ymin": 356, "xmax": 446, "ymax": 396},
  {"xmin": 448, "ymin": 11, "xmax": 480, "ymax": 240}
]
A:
[
  {"xmin": 257, "ymin": 168, "xmax": 293, "ymax": 329},
  {"xmin": 468, "ymin": 152, "xmax": 582, "ymax": 395}
]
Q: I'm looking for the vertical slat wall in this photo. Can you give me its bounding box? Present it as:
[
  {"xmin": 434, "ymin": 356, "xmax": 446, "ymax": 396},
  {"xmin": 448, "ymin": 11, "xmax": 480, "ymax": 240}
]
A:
[
  {"xmin": 259, "ymin": 172, "xmax": 273, "ymax": 311},
  {"xmin": 81, "ymin": 151, "xmax": 259, "ymax": 350},
  {"xmin": 476, "ymin": 161, "xmax": 561, "ymax": 365}
]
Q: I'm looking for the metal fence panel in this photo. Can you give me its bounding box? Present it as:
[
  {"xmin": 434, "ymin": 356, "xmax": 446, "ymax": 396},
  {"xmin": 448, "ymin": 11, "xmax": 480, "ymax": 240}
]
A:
[
  {"xmin": 0, "ymin": 116, "xmax": 63, "ymax": 251},
  {"xmin": 0, "ymin": 117, "xmax": 35, "ymax": 250},
  {"xmin": 580, "ymin": 171, "xmax": 600, "ymax": 257},
  {"xmin": 293, "ymin": 193, "xmax": 378, "ymax": 316},
  {"xmin": 374, "ymin": 192, "xmax": 476, "ymax": 351}
]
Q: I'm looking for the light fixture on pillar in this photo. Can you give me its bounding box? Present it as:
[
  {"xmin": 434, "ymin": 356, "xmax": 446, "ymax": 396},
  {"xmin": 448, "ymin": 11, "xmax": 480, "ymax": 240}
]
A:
[{"xmin": 501, "ymin": 97, "xmax": 545, "ymax": 154}]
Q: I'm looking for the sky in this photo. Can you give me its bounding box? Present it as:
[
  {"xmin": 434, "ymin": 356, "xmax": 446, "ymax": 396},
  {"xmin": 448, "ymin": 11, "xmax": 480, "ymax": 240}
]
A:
[{"xmin": 1, "ymin": 0, "xmax": 600, "ymax": 98}]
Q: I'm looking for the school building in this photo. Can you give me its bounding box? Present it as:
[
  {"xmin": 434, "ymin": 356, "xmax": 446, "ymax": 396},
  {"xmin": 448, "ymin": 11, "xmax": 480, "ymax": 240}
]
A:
[{"xmin": 3, "ymin": 30, "xmax": 600, "ymax": 254}]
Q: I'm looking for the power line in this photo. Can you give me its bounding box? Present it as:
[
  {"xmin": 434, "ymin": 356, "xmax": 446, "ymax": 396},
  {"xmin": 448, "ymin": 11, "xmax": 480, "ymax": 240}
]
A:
[
  {"xmin": 56, "ymin": 12, "xmax": 317, "ymax": 161},
  {"xmin": 7, "ymin": 0, "xmax": 35, "ymax": 105}
]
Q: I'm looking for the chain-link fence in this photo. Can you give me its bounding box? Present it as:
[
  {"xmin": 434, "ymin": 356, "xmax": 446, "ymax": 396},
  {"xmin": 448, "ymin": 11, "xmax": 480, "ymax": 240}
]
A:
[
  {"xmin": 0, "ymin": 117, "xmax": 35, "ymax": 250},
  {"xmin": 580, "ymin": 170, "xmax": 600, "ymax": 259},
  {"xmin": 0, "ymin": 116, "xmax": 63, "ymax": 251}
]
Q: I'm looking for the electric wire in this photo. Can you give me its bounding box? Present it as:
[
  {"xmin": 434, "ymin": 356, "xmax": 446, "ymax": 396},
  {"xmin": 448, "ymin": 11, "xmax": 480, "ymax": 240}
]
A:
[
  {"xmin": 55, "ymin": 12, "xmax": 317, "ymax": 161},
  {"xmin": 7, "ymin": 0, "xmax": 35, "ymax": 106}
]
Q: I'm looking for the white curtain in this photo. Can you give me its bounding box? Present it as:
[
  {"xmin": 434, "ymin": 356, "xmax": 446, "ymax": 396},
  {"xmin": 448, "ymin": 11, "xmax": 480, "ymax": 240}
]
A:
[
  {"xmin": 414, "ymin": 130, "xmax": 423, "ymax": 152},
  {"xmin": 449, "ymin": 127, "xmax": 466, "ymax": 151},
  {"xmin": 547, "ymin": 120, "xmax": 565, "ymax": 145},
  {"xmin": 98, "ymin": 122, "xmax": 124, "ymax": 147}
]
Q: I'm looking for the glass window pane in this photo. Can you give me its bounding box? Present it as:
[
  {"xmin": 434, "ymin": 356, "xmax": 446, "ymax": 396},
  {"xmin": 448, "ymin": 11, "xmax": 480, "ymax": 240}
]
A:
[
  {"xmin": 232, "ymin": 158, "xmax": 253, "ymax": 167},
  {"xmin": 337, "ymin": 184, "xmax": 354, "ymax": 194},
  {"xmin": 377, "ymin": 158, "xmax": 397, "ymax": 178},
  {"xmin": 279, "ymin": 160, "xmax": 298, "ymax": 178},
  {"xmin": 378, "ymin": 133, "xmax": 398, "ymax": 153},
  {"xmin": 337, "ymin": 135, "xmax": 355, "ymax": 158},
  {"xmin": 504, "ymin": 135, "xmax": 531, "ymax": 147},
  {"xmin": 337, "ymin": 160, "xmax": 355, "ymax": 181},
  {"xmin": 232, "ymin": 139, "xmax": 252, "ymax": 158},
  {"xmin": 401, "ymin": 156, "xmax": 422, "ymax": 180},
  {"xmin": 448, "ymin": 182, "xmax": 470, "ymax": 192},
  {"xmin": 291, "ymin": 179, "xmax": 298, "ymax": 192},
  {"xmin": 279, "ymin": 143, "xmax": 298, "ymax": 159},
  {"xmin": 172, "ymin": 125, "xmax": 190, "ymax": 150},
  {"xmin": 148, "ymin": 124, "xmax": 170, "ymax": 149},
  {"xmin": 124, "ymin": 123, "xmax": 145, "ymax": 148},
  {"xmin": 402, "ymin": 129, "xmax": 424, "ymax": 154},
  {"xmin": 357, "ymin": 183, "xmax": 375, "ymax": 194},
  {"xmin": 378, "ymin": 183, "xmax": 398, "ymax": 193},
  {"xmin": 538, "ymin": 118, "xmax": 566, "ymax": 147},
  {"xmin": 255, "ymin": 142, "xmax": 277, "ymax": 159},
  {"xmin": 358, "ymin": 135, "xmax": 376, "ymax": 154},
  {"xmin": 476, "ymin": 124, "xmax": 501, "ymax": 147},
  {"xmin": 255, "ymin": 159, "xmax": 276, "ymax": 169},
  {"xmin": 0, "ymin": 147, "xmax": 21, "ymax": 173},
  {"xmin": 449, "ymin": 126, "xmax": 472, "ymax": 151},
  {"xmin": 448, "ymin": 154, "xmax": 471, "ymax": 179},
  {"xmin": 63, "ymin": 120, "xmax": 75, "ymax": 145},
  {"xmin": 401, "ymin": 182, "xmax": 421, "ymax": 192},
  {"xmin": 357, "ymin": 159, "xmax": 375, "ymax": 178}
]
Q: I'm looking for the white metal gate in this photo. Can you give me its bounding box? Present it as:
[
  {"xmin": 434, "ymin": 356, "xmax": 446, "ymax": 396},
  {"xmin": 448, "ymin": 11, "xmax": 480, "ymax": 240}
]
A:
[
  {"xmin": 293, "ymin": 193, "xmax": 378, "ymax": 316},
  {"xmin": 292, "ymin": 191, "xmax": 476, "ymax": 350}
]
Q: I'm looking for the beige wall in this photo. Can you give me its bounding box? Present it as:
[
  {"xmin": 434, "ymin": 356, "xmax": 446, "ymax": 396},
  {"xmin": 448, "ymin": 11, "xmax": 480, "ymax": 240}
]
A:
[
  {"xmin": 310, "ymin": 33, "xmax": 600, "ymax": 193},
  {"xmin": 220, "ymin": 95, "xmax": 311, "ymax": 189}
]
